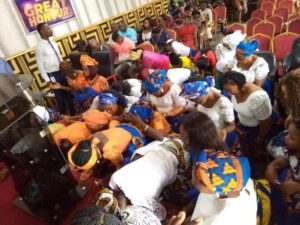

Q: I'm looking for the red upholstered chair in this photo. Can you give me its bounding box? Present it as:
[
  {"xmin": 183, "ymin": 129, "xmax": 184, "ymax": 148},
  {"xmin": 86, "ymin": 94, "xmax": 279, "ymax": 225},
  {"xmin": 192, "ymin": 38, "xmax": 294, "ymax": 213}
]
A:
[
  {"xmin": 267, "ymin": 15, "xmax": 283, "ymax": 34},
  {"xmin": 137, "ymin": 42, "xmax": 155, "ymax": 52},
  {"xmin": 261, "ymin": 1, "xmax": 275, "ymax": 17},
  {"xmin": 287, "ymin": 18, "xmax": 300, "ymax": 34},
  {"xmin": 262, "ymin": 0, "xmax": 276, "ymax": 4},
  {"xmin": 166, "ymin": 29, "xmax": 177, "ymax": 40},
  {"xmin": 288, "ymin": 14, "xmax": 300, "ymax": 22},
  {"xmin": 253, "ymin": 21, "xmax": 275, "ymax": 38},
  {"xmin": 251, "ymin": 9, "xmax": 267, "ymax": 20},
  {"xmin": 274, "ymin": 7, "xmax": 289, "ymax": 22},
  {"xmin": 227, "ymin": 23, "xmax": 246, "ymax": 33},
  {"xmin": 279, "ymin": 0, "xmax": 295, "ymax": 14},
  {"xmin": 248, "ymin": 33, "xmax": 271, "ymax": 51},
  {"xmin": 276, "ymin": 0, "xmax": 286, "ymax": 7},
  {"xmin": 214, "ymin": 6, "xmax": 227, "ymax": 27},
  {"xmin": 272, "ymin": 32, "xmax": 298, "ymax": 76},
  {"xmin": 246, "ymin": 18, "xmax": 263, "ymax": 36},
  {"xmin": 211, "ymin": 9, "xmax": 217, "ymax": 35}
]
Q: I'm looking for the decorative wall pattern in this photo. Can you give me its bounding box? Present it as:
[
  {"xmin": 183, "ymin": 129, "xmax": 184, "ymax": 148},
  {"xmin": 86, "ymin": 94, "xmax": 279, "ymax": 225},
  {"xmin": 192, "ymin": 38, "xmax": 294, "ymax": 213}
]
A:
[
  {"xmin": 6, "ymin": 0, "xmax": 168, "ymax": 94},
  {"xmin": 0, "ymin": 0, "xmax": 158, "ymax": 57}
]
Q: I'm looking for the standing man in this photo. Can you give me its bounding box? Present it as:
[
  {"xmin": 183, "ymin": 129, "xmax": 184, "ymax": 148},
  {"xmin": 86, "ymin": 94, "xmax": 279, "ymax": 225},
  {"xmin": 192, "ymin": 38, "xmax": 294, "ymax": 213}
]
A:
[
  {"xmin": 118, "ymin": 21, "xmax": 137, "ymax": 44},
  {"xmin": 0, "ymin": 57, "xmax": 13, "ymax": 74},
  {"xmin": 36, "ymin": 23, "xmax": 75, "ymax": 115}
]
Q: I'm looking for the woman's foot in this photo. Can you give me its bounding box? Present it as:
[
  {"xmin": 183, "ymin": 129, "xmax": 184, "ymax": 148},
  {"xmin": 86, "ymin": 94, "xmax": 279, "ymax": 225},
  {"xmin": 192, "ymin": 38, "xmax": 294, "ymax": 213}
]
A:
[
  {"xmin": 79, "ymin": 168, "xmax": 93, "ymax": 181},
  {"xmin": 0, "ymin": 168, "xmax": 9, "ymax": 182}
]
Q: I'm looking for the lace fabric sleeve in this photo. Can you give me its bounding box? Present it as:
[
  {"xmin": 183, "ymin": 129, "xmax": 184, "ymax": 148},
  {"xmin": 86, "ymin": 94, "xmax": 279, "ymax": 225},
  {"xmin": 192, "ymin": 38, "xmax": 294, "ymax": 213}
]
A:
[
  {"xmin": 219, "ymin": 97, "xmax": 235, "ymax": 123},
  {"xmin": 249, "ymin": 91, "xmax": 272, "ymax": 121}
]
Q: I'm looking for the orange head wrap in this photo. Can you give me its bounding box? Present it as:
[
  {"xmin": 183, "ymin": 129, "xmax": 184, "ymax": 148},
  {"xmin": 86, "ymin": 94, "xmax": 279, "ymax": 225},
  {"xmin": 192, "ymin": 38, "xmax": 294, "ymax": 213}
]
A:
[
  {"xmin": 83, "ymin": 109, "xmax": 111, "ymax": 127},
  {"xmin": 80, "ymin": 54, "xmax": 99, "ymax": 66}
]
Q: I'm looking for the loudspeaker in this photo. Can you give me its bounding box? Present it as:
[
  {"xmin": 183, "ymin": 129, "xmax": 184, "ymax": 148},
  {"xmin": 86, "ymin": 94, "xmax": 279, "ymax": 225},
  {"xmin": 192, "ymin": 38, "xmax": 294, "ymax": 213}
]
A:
[{"xmin": 0, "ymin": 74, "xmax": 85, "ymax": 224}]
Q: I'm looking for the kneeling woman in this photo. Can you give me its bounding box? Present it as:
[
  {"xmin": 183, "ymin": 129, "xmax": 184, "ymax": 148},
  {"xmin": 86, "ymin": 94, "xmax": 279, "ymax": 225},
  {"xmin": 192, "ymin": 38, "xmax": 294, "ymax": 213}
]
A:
[
  {"xmin": 68, "ymin": 112, "xmax": 164, "ymax": 175},
  {"xmin": 181, "ymin": 76, "xmax": 236, "ymax": 148},
  {"xmin": 145, "ymin": 69, "xmax": 188, "ymax": 132},
  {"xmin": 180, "ymin": 112, "xmax": 257, "ymax": 225},
  {"xmin": 109, "ymin": 138, "xmax": 190, "ymax": 206}
]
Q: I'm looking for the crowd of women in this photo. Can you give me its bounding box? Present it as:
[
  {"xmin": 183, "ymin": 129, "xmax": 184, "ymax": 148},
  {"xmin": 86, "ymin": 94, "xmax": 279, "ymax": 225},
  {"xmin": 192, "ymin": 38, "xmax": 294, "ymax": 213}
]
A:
[{"xmin": 11, "ymin": 1, "xmax": 300, "ymax": 225}]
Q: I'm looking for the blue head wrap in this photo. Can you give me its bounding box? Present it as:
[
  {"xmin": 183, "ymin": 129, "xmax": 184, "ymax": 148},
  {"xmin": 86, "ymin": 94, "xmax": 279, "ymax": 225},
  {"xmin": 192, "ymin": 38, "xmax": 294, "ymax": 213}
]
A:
[
  {"xmin": 98, "ymin": 92, "xmax": 118, "ymax": 106},
  {"xmin": 145, "ymin": 70, "xmax": 167, "ymax": 94},
  {"xmin": 181, "ymin": 76, "xmax": 214, "ymax": 99},
  {"xmin": 129, "ymin": 104, "xmax": 154, "ymax": 123},
  {"xmin": 195, "ymin": 150, "xmax": 250, "ymax": 196},
  {"xmin": 73, "ymin": 87, "xmax": 99, "ymax": 104},
  {"xmin": 237, "ymin": 40, "xmax": 259, "ymax": 57}
]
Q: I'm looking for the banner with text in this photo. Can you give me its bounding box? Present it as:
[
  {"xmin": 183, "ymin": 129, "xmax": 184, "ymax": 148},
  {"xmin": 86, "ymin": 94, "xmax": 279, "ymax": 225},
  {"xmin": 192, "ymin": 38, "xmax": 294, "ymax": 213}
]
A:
[{"xmin": 14, "ymin": 0, "xmax": 75, "ymax": 33}]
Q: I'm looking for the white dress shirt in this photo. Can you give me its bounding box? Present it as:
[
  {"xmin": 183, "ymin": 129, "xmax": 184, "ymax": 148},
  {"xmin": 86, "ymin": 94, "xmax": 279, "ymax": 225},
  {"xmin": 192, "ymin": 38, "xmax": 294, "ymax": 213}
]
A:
[{"xmin": 36, "ymin": 38, "xmax": 63, "ymax": 82}]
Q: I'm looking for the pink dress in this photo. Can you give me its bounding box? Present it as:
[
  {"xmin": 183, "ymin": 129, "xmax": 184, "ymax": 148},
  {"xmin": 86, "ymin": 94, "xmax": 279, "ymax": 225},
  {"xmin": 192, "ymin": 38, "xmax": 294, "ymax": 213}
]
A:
[{"xmin": 141, "ymin": 51, "xmax": 170, "ymax": 71}]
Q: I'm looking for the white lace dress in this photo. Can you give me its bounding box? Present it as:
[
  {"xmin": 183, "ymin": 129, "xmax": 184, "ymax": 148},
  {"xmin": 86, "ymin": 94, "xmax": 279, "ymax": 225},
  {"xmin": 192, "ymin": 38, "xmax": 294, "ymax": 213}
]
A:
[
  {"xmin": 196, "ymin": 96, "xmax": 235, "ymax": 129},
  {"xmin": 148, "ymin": 84, "xmax": 187, "ymax": 113},
  {"xmin": 231, "ymin": 90, "xmax": 272, "ymax": 127},
  {"xmin": 230, "ymin": 57, "xmax": 269, "ymax": 83}
]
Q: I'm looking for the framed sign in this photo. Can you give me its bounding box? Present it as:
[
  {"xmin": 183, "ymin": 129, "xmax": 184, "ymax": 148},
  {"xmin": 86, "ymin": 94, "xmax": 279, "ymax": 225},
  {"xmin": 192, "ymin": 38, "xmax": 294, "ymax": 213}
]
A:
[{"xmin": 14, "ymin": 0, "xmax": 76, "ymax": 33}]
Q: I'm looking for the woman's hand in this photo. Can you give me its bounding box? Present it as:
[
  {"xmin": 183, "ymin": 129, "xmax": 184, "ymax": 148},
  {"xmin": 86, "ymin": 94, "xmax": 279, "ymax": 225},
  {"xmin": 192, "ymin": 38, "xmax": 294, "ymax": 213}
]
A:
[
  {"xmin": 166, "ymin": 211, "xmax": 203, "ymax": 225},
  {"xmin": 49, "ymin": 82, "xmax": 62, "ymax": 90},
  {"xmin": 66, "ymin": 77, "xmax": 76, "ymax": 87},
  {"xmin": 122, "ymin": 112, "xmax": 145, "ymax": 128},
  {"xmin": 217, "ymin": 129, "xmax": 227, "ymax": 141},
  {"xmin": 280, "ymin": 181, "xmax": 300, "ymax": 196},
  {"xmin": 63, "ymin": 115, "xmax": 72, "ymax": 123},
  {"xmin": 285, "ymin": 114, "xmax": 293, "ymax": 129},
  {"xmin": 222, "ymin": 65, "xmax": 231, "ymax": 73}
]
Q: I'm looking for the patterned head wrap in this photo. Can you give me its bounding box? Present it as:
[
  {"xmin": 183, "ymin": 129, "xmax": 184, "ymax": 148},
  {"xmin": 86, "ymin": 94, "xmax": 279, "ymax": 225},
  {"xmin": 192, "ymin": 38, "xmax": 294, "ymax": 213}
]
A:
[
  {"xmin": 93, "ymin": 187, "xmax": 120, "ymax": 216},
  {"xmin": 181, "ymin": 76, "xmax": 214, "ymax": 99},
  {"xmin": 70, "ymin": 205, "xmax": 123, "ymax": 225},
  {"xmin": 145, "ymin": 70, "xmax": 167, "ymax": 94},
  {"xmin": 98, "ymin": 92, "xmax": 119, "ymax": 106},
  {"xmin": 195, "ymin": 150, "xmax": 250, "ymax": 196},
  {"xmin": 129, "ymin": 49, "xmax": 143, "ymax": 61},
  {"xmin": 134, "ymin": 199, "xmax": 166, "ymax": 221},
  {"xmin": 237, "ymin": 40, "xmax": 259, "ymax": 57},
  {"xmin": 129, "ymin": 103, "xmax": 154, "ymax": 123},
  {"xmin": 83, "ymin": 109, "xmax": 111, "ymax": 127},
  {"xmin": 121, "ymin": 205, "xmax": 161, "ymax": 225}
]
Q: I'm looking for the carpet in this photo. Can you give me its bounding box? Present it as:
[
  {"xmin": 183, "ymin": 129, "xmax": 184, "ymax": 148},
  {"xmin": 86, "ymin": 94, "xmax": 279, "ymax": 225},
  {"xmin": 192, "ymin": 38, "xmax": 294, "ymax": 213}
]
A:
[{"xmin": 0, "ymin": 164, "xmax": 99, "ymax": 225}]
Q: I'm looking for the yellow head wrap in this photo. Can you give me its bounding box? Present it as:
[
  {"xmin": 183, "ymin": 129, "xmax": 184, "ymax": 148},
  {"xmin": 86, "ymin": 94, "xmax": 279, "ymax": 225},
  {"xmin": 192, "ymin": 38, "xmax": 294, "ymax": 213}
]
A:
[
  {"xmin": 129, "ymin": 49, "xmax": 143, "ymax": 61},
  {"xmin": 68, "ymin": 138, "xmax": 101, "ymax": 171}
]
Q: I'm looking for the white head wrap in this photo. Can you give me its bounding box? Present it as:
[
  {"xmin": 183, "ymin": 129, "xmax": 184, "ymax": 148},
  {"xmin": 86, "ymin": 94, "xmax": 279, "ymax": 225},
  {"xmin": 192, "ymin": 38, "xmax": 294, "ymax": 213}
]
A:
[{"xmin": 223, "ymin": 30, "xmax": 247, "ymax": 50}]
